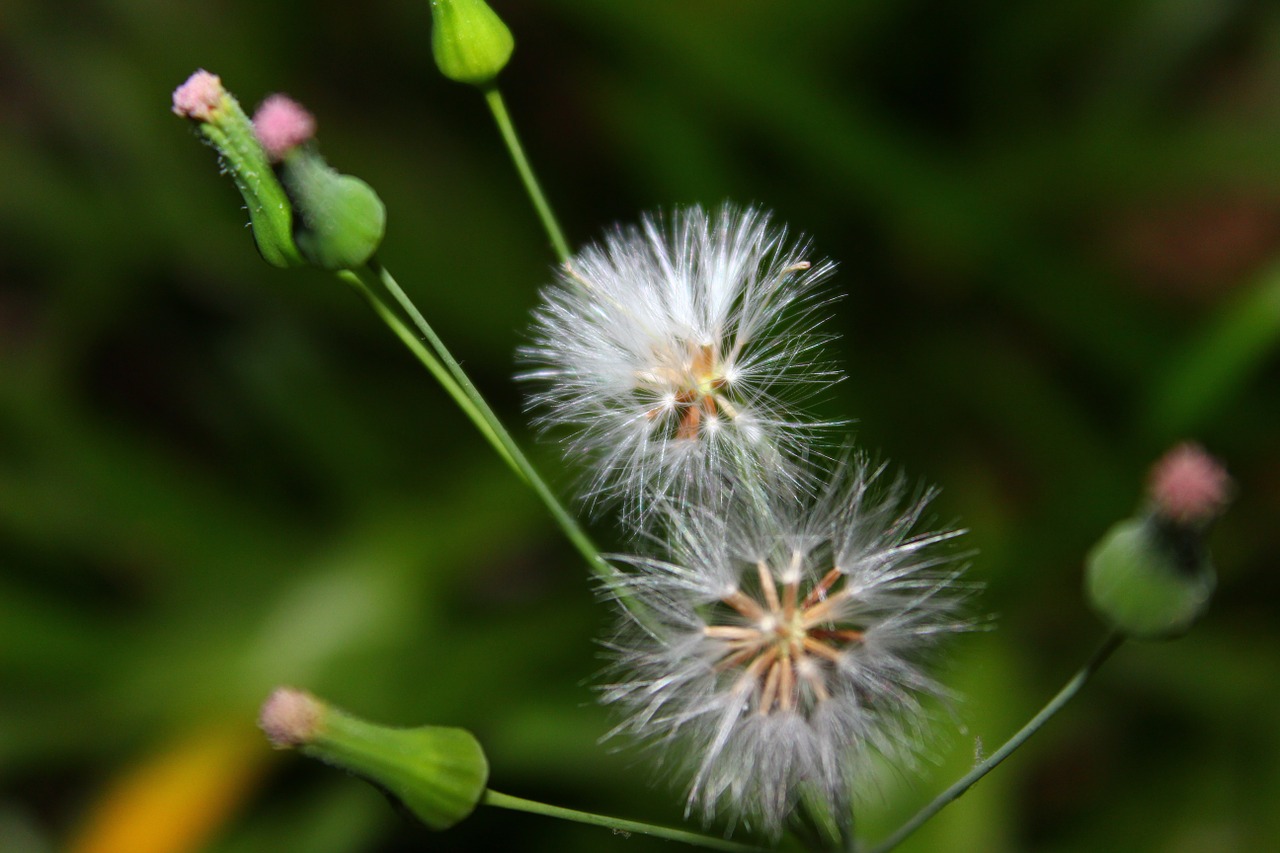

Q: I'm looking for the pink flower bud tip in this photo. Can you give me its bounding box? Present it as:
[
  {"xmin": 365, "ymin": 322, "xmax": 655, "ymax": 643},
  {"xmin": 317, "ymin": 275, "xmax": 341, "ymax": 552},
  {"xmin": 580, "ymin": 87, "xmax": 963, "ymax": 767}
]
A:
[
  {"xmin": 1148, "ymin": 442, "xmax": 1231, "ymax": 524},
  {"xmin": 259, "ymin": 686, "xmax": 324, "ymax": 749},
  {"xmin": 172, "ymin": 69, "xmax": 225, "ymax": 121},
  {"xmin": 253, "ymin": 95, "xmax": 316, "ymax": 161}
]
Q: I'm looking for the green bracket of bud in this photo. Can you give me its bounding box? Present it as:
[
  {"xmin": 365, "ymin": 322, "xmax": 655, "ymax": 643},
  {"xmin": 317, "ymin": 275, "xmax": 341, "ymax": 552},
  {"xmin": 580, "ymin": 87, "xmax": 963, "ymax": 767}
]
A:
[
  {"xmin": 294, "ymin": 698, "xmax": 488, "ymax": 830},
  {"xmin": 278, "ymin": 149, "xmax": 386, "ymax": 271},
  {"xmin": 1085, "ymin": 516, "xmax": 1216, "ymax": 640},
  {"xmin": 430, "ymin": 0, "xmax": 515, "ymax": 86}
]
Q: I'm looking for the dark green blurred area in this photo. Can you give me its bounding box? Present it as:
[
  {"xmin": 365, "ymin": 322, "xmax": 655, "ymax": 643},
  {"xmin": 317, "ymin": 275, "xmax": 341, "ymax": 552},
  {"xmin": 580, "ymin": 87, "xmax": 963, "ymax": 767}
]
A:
[{"xmin": 3, "ymin": 0, "xmax": 1279, "ymax": 851}]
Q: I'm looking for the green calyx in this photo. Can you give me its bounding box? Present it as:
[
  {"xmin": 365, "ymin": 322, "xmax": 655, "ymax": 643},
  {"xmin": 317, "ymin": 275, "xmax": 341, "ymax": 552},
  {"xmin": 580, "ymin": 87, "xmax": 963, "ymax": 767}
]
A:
[
  {"xmin": 278, "ymin": 148, "xmax": 386, "ymax": 271},
  {"xmin": 186, "ymin": 93, "xmax": 304, "ymax": 268},
  {"xmin": 430, "ymin": 0, "xmax": 515, "ymax": 86},
  {"xmin": 1085, "ymin": 516, "xmax": 1215, "ymax": 640},
  {"xmin": 289, "ymin": 696, "xmax": 488, "ymax": 831}
]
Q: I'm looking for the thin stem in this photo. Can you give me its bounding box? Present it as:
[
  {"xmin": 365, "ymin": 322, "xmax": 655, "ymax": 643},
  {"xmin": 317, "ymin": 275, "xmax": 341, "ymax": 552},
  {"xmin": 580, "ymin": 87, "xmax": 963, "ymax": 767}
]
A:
[
  {"xmin": 483, "ymin": 789, "xmax": 770, "ymax": 853},
  {"xmin": 863, "ymin": 632, "xmax": 1125, "ymax": 853},
  {"xmin": 483, "ymin": 85, "xmax": 572, "ymax": 263},
  {"xmin": 340, "ymin": 270, "xmax": 519, "ymax": 474},
  {"xmin": 341, "ymin": 262, "xmax": 615, "ymax": 587}
]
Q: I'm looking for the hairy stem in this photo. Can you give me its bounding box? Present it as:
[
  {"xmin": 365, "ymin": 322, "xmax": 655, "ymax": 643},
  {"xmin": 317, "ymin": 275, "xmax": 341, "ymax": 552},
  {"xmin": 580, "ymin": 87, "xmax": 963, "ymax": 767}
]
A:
[
  {"xmin": 483, "ymin": 789, "xmax": 769, "ymax": 853},
  {"xmin": 863, "ymin": 632, "xmax": 1125, "ymax": 853}
]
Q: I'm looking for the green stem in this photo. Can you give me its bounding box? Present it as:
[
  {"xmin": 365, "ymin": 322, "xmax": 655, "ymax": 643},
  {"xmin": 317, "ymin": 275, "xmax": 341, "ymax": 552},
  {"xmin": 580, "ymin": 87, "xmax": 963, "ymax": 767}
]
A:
[
  {"xmin": 340, "ymin": 269, "xmax": 519, "ymax": 474},
  {"xmin": 863, "ymin": 632, "xmax": 1125, "ymax": 853},
  {"xmin": 483, "ymin": 85, "xmax": 572, "ymax": 263},
  {"xmin": 483, "ymin": 789, "xmax": 770, "ymax": 853},
  {"xmin": 341, "ymin": 262, "xmax": 615, "ymax": 586}
]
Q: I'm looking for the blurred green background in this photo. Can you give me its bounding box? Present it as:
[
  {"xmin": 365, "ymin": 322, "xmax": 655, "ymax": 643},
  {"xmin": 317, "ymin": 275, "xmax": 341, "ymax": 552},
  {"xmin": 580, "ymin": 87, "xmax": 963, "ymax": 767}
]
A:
[{"xmin": 3, "ymin": 1, "xmax": 1279, "ymax": 851}]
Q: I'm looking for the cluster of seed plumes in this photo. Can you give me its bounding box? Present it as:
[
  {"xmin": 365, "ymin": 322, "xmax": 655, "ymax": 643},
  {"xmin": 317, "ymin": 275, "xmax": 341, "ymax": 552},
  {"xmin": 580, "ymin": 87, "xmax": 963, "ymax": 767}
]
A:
[{"xmin": 709, "ymin": 561, "xmax": 861, "ymax": 716}]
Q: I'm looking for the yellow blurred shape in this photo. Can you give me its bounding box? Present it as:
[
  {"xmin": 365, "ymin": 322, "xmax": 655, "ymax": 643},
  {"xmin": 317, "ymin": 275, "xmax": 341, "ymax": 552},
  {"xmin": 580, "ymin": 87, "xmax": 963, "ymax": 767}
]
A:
[{"xmin": 69, "ymin": 724, "xmax": 268, "ymax": 853}]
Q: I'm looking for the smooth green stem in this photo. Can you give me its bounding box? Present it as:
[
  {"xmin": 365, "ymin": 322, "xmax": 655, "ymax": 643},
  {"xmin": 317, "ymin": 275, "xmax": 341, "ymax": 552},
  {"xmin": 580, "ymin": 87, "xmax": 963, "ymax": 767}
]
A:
[
  {"xmin": 340, "ymin": 269, "xmax": 520, "ymax": 475},
  {"xmin": 483, "ymin": 789, "xmax": 769, "ymax": 853},
  {"xmin": 343, "ymin": 261, "xmax": 615, "ymax": 586},
  {"xmin": 483, "ymin": 85, "xmax": 572, "ymax": 263},
  {"xmin": 863, "ymin": 632, "xmax": 1125, "ymax": 853}
]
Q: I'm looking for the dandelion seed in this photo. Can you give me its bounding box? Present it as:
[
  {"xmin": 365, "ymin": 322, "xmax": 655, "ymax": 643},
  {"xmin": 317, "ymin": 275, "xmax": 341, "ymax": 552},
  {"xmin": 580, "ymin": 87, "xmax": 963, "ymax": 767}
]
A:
[
  {"xmin": 598, "ymin": 457, "xmax": 973, "ymax": 836},
  {"xmin": 520, "ymin": 203, "xmax": 841, "ymax": 520}
]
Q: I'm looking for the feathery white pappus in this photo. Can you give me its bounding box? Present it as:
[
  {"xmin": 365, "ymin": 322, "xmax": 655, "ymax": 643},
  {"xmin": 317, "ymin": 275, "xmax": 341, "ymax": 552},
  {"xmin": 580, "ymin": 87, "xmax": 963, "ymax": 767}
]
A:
[
  {"xmin": 519, "ymin": 203, "xmax": 841, "ymax": 519},
  {"xmin": 597, "ymin": 457, "xmax": 973, "ymax": 837}
]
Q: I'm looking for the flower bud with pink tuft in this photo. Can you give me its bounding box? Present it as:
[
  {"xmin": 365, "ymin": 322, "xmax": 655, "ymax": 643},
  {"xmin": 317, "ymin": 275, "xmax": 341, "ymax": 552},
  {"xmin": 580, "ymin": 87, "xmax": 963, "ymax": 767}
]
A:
[
  {"xmin": 1086, "ymin": 443, "xmax": 1231, "ymax": 640},
  {"xmin": 171, "ymin": 70, "xmax": 303, "ymax": 268},
  {"xmin": 258, "ymin": 687, "xmax": 489, "ymax": 831},
  {"xmin": 251, "ymin": 94, "xmax": 385, "ymax": 271}
]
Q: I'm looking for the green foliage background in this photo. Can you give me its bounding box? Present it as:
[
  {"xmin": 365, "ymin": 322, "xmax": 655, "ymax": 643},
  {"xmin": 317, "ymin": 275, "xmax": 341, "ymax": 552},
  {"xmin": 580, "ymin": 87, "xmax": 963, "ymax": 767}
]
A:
[{"xmin": 3, "ymin": 1, "xmax": 1279, "ymax": 851}]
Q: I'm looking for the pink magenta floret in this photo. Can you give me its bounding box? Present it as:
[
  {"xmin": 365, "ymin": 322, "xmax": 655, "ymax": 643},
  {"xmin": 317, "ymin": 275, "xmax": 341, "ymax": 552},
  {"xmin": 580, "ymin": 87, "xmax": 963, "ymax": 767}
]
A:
[
  {"xmin": 172, "ymin": 69, "xmax": 225, "ymax": 122},
  {"xmin": 259, "ymin": 687, "xmax": 323, "ymax": 748},
  {"xmin": 253, "ymin": 94, "xmax": 316, "ymax": 161},
  {"xmin": 1149, "ymin": 442, "xmax": 1231, "ymax": 524}
]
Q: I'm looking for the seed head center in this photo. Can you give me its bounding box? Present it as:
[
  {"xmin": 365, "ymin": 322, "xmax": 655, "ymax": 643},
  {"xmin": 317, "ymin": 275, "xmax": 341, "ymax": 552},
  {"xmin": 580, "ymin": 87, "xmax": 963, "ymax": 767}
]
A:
[
  {"xmin": 708, "ymin": 562, "xmax": 863, "ymax": 716},
  {"xmin": 638, "ymin": 341, "xmax": 735, "ymax": 440}
]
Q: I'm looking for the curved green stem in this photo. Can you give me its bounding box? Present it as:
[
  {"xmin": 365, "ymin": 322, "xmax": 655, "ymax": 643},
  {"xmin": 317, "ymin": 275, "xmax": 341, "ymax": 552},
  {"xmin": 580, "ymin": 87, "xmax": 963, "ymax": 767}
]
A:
[
  {"xmin": 863, "ymin": 632, "xmax": 1125, "ymax": 853},
  {"xmin": 483, "ymin": 789, "xmax": 769, "ymax": 853},
  {"xmin": 483, "ymin": 85, "xmax": 572, "ymax": 263},
  {"xmin": 340, "ymin": 262, "xmax": 615, "ymax": 587}
]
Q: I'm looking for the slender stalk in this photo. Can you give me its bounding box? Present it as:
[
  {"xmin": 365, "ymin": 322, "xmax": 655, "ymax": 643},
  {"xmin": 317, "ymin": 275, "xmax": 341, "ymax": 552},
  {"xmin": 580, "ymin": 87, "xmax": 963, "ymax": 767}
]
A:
[
  {"xmin": 342, "ymin": 262, "xmax": 615, "ymax": 586},
  {"xmin": 483, "ymin": 85, "xmax": 572, "ymax": 263},
  {"xmin": 483, "ymin": 789, "xmax": 769, "ymax": 853},
  {"xmin": 340, "ymin": 270, "xmax": 519, "ymax": 474},
  {"xmin": 863, "ymin": 632, "xmax": 1125, "ymax": 853}
]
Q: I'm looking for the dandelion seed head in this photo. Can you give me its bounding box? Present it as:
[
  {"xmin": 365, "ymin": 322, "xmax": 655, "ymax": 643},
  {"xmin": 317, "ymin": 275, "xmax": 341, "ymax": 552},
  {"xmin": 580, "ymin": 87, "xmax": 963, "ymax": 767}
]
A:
[
  {"xmin": 600, "ymin": 457, "xmax": 973, "ymax": 836},
  {"xmin": 520, "ymin": 203, "xmax": 841, "ymax": 520}
]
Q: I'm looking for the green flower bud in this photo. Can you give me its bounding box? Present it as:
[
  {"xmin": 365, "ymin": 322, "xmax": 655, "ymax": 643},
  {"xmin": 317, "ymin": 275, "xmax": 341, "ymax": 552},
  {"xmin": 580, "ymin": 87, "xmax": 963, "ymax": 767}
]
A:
[
  {"xmin": 253, "ymin": 95, "xmax": 386, "ymax": 271},
  {"xmin": 1085, "ymin": 443, "xmax": 1230, "ymax": 640},
  {"xmin": 172, "ymin": 71, "xmax": 303, "ymax": 268},
  {"xmin": 1085, "ymin": 516, "xmax": 1215, "ymax": 640},
  {"xmin": 280, "ymin": 150, "xmax": 386, "ymax": 271},
  {"xmin": 430, "ymin": 0, "xmax": 515, "ymax": 86},
  {"xmin": 260, "ymin": 688, "xmax": 488, "ymax": 831}
]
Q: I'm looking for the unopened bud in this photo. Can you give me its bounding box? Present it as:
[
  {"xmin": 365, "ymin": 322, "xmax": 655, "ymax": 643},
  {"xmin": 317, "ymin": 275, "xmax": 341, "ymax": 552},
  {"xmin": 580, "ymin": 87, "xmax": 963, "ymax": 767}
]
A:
[
  {"xmin": 1085, "ymin": 444, "xmax": 1230, "ymax": 640},
  {"xmin": 172, "ymin": 71, "xmax": 303, "ymax": 268},
  {"xmin": 251, "ymin": 96, "xmax": 386, "ymax": 271},
  {"xmin": 430, "ymin": 0, "xmax": 515, "ymax": 87},
  {"xmin": 257, "ymin": 688, "xmax": 488, "ymax": 831}
]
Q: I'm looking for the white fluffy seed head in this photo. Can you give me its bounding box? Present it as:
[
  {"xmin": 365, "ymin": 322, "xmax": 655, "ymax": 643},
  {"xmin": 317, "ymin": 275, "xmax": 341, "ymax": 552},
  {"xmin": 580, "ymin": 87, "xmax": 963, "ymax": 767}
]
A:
[
  {"xmin": 598, "ymin": 456, "xmax": 974, "ymax": 837},
  {"xmin": 519, "ymin": 203, "xmax": 842, "ymax": 522}
]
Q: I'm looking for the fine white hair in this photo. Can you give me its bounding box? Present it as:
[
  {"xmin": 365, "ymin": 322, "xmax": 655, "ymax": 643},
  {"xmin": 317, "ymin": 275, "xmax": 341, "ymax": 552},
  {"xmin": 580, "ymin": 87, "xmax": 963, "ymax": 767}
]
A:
[
  {"xmin": 598, "ymin": 456, "xmax": 973, "ymax": 837},
  {"xmin": 520, "ymin": 203, "xmax": 841, "ymax": 522}
]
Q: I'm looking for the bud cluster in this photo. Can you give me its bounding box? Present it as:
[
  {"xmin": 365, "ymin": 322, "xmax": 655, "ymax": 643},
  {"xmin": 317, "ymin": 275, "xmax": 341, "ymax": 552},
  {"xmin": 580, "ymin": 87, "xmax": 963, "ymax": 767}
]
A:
[{"xmin": 172, "ymin": 72, "xmax": 384, "ymax": 272}]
